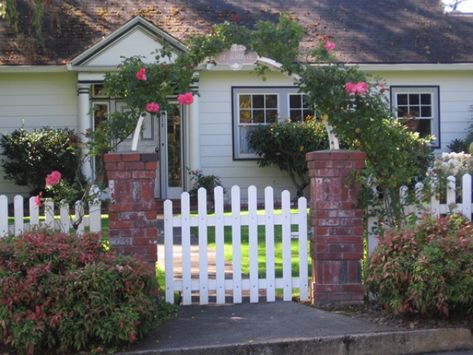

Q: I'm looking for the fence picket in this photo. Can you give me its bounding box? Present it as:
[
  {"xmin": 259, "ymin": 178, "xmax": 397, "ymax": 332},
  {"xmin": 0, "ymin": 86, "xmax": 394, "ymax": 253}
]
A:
[
  {"xmin": 281, "ymin": 190, "xmax": 292, "ymax": 301},
  {"xmin": 198, "ymin": 188, "xmax": 209, "ymax": 305},
  {"xmin": 463, "ymin": 174, "xmax": 472, "ymax": 220},
  {"xmin": 164, "ymin": 200, "xmax": 174, "ymax": 304},
  {"xmin": 430, "ymin": 178, "xmax": 440, "ymax": 217},
  {"xmin": 89, "ymin": 201, "xmax": 102, "ymax": 233},
  {"xmin": 446, "ymin": 176, "xmax": 456, "ymax": 210},
  {"xmin": 214, "ymin": 186, "xmax": 225, "ymax": 304},
  {"xmin": 231, "ymin": 186, "xmax": 242, "ymax": 304},
  {"xmin": 248, "ymin": 186, "xmax": 259, "ymax": 303},
  {"xmin": 14, "ymin": 195, "xmax": 24, "ymax": 236},
  {"xmin": 298, "ymin": 196, "xmax": 309, "ymax": 302},
  {"xmin": 74, "ymin": 201, "xmax": 84, "ymax": 233},
  {"xmin": 415, "ymin": 182, "xmax": 424, "ymax": 219},
  {"xmin": 0, "ymin": 196, "xmax": 8, "ymax": 237},
  {"xmin": 29, "ymin": 196, "xmax": 39, "ymax": 227},
  {"xmin": 60, "ymin": 201, "xmax": 70, "ymax": 232},
  {"xmin": 264, "ymin": 187, "xmax": 276, "ymax": 302},
  {"xmin": 181, "ymin": 192, "xmax": 192, "ymax": 305},
  {"xmin": 367, "ymin": 216, "xmax": 378, "ymax": 255}
]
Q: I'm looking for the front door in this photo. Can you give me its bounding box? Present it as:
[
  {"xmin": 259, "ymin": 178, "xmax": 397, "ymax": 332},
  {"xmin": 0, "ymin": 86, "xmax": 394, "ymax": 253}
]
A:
[{"xmin": 159, "ymin": 104, "xmax": 185, "ymax": 199}]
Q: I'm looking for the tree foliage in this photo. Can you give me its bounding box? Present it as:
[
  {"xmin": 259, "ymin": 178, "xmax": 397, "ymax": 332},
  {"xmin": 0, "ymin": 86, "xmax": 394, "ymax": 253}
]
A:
[{"xmin": 0, "ymin": 128, "xmax": 84, "ymax": 195}]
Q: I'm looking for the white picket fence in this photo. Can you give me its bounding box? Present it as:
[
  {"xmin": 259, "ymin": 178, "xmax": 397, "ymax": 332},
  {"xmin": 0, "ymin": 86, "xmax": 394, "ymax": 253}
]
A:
[
  {"xmin": 367, "ymin": 173, "xmax": 473, "ymax": 254},
  {"xmin": 0, "ymin": 195, "xmax": 102, "ymax": 237},
  {"xmin": 164, "ymin": 185, "xmax": 309, "ymax": 305}
]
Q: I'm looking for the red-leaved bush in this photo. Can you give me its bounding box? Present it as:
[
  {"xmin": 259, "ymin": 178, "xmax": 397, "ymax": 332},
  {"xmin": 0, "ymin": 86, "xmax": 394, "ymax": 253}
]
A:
[
  {"xmin": 0, "ymin": 232, "xmax": 158, "ymax": 354},
  {"xmin": 366, "ymin": 214, "xmax": 473, "ymax": 317}
]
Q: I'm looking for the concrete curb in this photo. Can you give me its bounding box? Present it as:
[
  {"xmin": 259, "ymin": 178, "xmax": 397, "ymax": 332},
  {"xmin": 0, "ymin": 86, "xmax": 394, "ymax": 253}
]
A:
[{"xmin": 119, "ymin": 328, "xmax": 473, "ymax": 355}]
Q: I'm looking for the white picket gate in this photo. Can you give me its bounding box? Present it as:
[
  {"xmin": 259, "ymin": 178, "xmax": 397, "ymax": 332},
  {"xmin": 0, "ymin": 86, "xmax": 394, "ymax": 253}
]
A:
[
  {"xmin": 164, "ymin": 185, "xmax": 309, "ymax": 305},
  {"xmin": 0, "ymin": 195, "xmax": 102, "ymax": 237},
  {"xmin": 367, "ymin": 173, "xmax": 473, "ymax": 254}
]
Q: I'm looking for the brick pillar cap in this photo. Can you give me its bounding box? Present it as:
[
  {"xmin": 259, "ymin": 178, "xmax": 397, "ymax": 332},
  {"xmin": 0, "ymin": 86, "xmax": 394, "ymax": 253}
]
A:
[
  {"xmin": 306, "ymin": 150, "xmax": 366, "ymax": 161},
  {"xmin": 104, "ymin": 152, "xmax": 159, "ymax": 163}
]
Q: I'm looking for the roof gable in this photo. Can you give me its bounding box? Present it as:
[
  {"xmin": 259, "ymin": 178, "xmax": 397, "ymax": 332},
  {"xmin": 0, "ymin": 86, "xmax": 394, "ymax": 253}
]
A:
[{"xmin": 70, "ymin": 17, "xmax": 185, "ymax": 67}]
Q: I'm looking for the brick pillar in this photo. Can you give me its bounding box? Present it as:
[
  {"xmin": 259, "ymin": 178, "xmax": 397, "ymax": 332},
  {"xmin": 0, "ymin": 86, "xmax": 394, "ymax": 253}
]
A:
[
  {"xmin": 104, "ymin": 152, "xmax": 158, "ymax": 271},
  {"xmin": 306, "ymin": 150, "xmax": 366, "ymax": 306}
]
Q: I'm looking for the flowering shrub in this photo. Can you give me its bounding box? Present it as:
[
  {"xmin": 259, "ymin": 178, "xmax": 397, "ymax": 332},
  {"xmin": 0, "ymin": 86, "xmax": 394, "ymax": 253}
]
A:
[
  {"xmin": 365, "ymin": 214, "xmax": 473, "ymax": 317},
  {"xmin": 424, "ymin": 152, "xmax": 473, "ymax": 203},
  {"xmin": 428, "ymin": 152, "xmax": 473, "ymax": 178},
  {"xmin": 0, "ymin": 232, "xmax": 161, "ymax": 354}
]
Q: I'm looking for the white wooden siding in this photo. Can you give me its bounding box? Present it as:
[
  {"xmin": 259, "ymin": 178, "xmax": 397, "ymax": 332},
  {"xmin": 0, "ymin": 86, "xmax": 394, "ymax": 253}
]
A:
[{"xmin": 0, "ymin": 72, "xmax": 77, "ymax": 197}]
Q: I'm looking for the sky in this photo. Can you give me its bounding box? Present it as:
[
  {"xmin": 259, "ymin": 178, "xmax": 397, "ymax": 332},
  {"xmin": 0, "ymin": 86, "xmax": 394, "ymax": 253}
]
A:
[{"xmin": 443, "ymin": 0, "xmax": 473, "ymax": 12}]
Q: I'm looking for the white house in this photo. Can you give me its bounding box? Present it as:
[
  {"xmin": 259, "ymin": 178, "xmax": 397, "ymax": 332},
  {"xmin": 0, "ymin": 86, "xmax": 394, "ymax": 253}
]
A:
[{"xmin": 0, "ymin": 0, "xmax": 472, "ymax": 199}]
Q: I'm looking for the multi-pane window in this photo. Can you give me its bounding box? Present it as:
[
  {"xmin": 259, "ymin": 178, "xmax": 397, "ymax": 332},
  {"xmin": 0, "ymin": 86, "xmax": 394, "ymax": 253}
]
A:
[
  {"xmin": 239, "ymin": 94, "xmax": 278, "ymax": 124},
  {"xmin": 233, "ymin": 87, "xmax": 314, "ymax": 158},
  {"xmin": 391, "ymin": 86, "xmax": 440, "ymax": 147},
  {"xmin": 289, "ymin": 94, "xmax": 313, "ymax": 122}
]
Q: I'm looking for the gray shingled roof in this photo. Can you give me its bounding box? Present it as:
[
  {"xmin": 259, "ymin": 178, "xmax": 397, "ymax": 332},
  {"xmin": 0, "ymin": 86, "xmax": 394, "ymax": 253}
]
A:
[{"xmin": 1, "ymin": 0, "xmax": 473, "ymax": 65}]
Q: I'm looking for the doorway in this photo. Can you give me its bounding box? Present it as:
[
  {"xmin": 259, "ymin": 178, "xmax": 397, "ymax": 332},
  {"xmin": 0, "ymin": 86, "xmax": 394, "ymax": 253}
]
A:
[{"xmin": 159, "ymin": 104, "xmax": 185, "ymax": 199}]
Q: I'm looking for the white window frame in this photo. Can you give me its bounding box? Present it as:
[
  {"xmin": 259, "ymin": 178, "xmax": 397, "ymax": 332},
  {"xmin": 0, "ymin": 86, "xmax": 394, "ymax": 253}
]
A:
[
  {"xmin": 390, "ymin": 86, "xmax": 440, "ymax": 148},
  {"xmin": 232, "ymin": 86, "xmax": 303, "ymax": 159}
]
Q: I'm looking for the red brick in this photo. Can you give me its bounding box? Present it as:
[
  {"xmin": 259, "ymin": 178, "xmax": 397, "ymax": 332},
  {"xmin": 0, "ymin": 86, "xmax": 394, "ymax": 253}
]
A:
[
  {"xmin": 133, "ymin": 237, "xmax": 157, "ymax": 246},
  {"xmin": 108, "ymin": 171, "xmax": 132, "ymax": 179},
  {"xmin": 314, "ymin": 251, "xmax": 363, "ymax": 260},
  {"xmin": 122, "ymin": 153, "xmax": 141, "ymax": 161},
  {"xmin": 314, "ymin": 284, "xmax": 364, "ymax": 293},
  {"xmin": 109, "ymin": 220, "xmax": 133, "ymax": 229},
  {"xmin": 132, "ymin": 170, "xmax": 155, "ymax": 179},
  {"xmin": 123, "ymin": 161, "xmax": 144, "ymax": 170},
  {"xmin": 103, "ymin": 154, "xmax": 122, "ymax": 162},
  {"xmin": 145, "ymin": 162, "xmax": 158, "ymax": 170}
]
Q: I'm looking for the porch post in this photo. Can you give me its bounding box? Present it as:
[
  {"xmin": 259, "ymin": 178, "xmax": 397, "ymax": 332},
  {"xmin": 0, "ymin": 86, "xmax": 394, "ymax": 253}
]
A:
[
  {"xmin": 307, "ymin": 150, "xmax": 366, "ymax": 306},
  {"xmin": 188, "ymin": 95, "xmax": 200, "ymax": 170},
  {"xmin": 77, "ymin": 83, "xmax": 92, "ymax": 180}
]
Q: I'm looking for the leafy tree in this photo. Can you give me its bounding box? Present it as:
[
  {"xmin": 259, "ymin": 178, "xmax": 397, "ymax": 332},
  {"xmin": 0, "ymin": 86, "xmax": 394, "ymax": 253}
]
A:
[{"xmin": 0, "ymin": 128, "xmax": 83, "ymax": 195}]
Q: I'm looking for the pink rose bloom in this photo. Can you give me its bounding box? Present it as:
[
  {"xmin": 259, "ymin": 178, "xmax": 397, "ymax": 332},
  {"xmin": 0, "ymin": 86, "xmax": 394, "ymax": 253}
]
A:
[
  {"xmin": 45, "ymin": 171, "xmax": 62, "ymax": 187},
  {"xmin": 355, "ymin": 82, "xmax": 369, "ymax": 95},
  {"xmin": 34, "ymin": 192, "xmax": 42, "ymax": 207},
  {"xmin": 177, "ymin": 92, "xmax": 194, "ymax": 105},
  {"xmin": 135, "ymin": 67, "xmax": 147, "ymax": 81},
  {"xmin": 146, "ymin": 102, "xmax": 160, "ymax": 113},
  {"xmin": 324, "ymin": 40, "xmax": 336, "ymax": 52},
  {"xmin": 344, "ymin": 81, "xmax": 369, "ymax": 96},
  {"xmin": 344, "ymin": 82, "xmax": 357, "ymax": 95}
]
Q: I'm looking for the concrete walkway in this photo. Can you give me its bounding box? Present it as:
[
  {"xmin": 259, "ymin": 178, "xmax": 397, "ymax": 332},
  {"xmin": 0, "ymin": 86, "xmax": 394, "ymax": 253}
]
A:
[{"xmin": 120, "ymin": 302, "xmax": 473, "ymax": 355}]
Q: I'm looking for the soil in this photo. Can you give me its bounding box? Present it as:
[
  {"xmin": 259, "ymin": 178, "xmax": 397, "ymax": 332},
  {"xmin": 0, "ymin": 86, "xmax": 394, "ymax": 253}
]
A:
[{"xmin": 315, "ymin": 301, "xmax": 473, "ymax": 331}]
